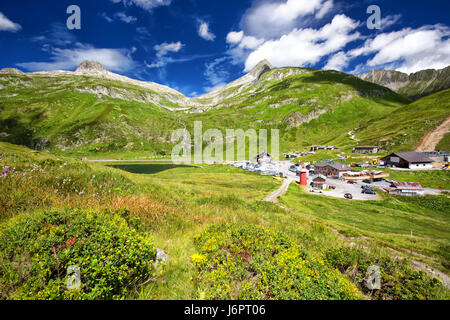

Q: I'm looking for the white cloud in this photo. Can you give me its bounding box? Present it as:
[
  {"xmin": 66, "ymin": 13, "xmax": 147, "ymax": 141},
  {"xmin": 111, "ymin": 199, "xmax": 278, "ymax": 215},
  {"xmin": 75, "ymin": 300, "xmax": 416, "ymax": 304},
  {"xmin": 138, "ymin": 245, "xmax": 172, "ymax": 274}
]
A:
[
  {"xmin": 244, "ymin": 14, "xmax": 360, "ymax": 71},
  {"xmin": 146, "ymin": 53, "xmax": 212, "ymax": 69},
  {"xmin": 226, "ymin": 31, "xmax": 244, "ymax": 44},
  {"xmin": 315, "ymin": 0, "xmax": 333, "ymax": 19},
  {"xmin": 111, "ymin": 0, "xmax": 171, "ymax": 11},
  {"xmin": 115, "ymin": 12, "xmax": 137, "ymax": 23},
  {"xmin": 241, "ymin": 0, "xmax": 334, "ymax": 39},
  {"xmin": 198, "ymin": 22, "xmax": 216, "ymax": 41},
  {"xmin": 101, "ymin": 12, "xmax": 114, "ymax": 23},
  {"xmin": 204, "ymin": 57, "xmax": 229, "ymax": 85},
  {"xmin": 349, "ymin": 25, "xmax": 450, "ymax": 74},
  {"xmin": 239, "ymin": 35, "xmax": 265, "ymax": 50},
  {"xmin": 31, "ymin": 22, "xmax": 76, "ymax": 47},
  {"xmin": 226, "ymin": 31, "xmax": 264, "ymax": 49},
  {"xmin": 17, "ymin": 44, "xmax": 135, "ymax": 73},
  {"xmin": 379, "ymin": 14, "xmax": 401, "ymax": 31},
  {"xmin": 203, "ymin": 57, "xmax": 231, "ymax": 93},
  {"xmin": 324, "ymin": 51, "xmax": 351, "ymax": 71},
  {"xmin": 154, "ymin": 41, "xmax": 183, "ymax": 57},
  {"xmin": 0, "ymin": 12, "xmax": 22, "ymax": 32},
  {"xmin": 102, "ymin": 12, "xmax": 137, "ymax": 23}
]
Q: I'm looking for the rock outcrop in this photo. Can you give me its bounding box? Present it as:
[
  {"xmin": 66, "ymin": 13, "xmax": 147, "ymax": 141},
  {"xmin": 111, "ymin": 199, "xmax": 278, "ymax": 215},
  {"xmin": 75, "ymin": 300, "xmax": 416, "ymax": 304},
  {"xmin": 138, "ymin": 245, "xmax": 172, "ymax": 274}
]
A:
[
  {"xmin": 0, "ymin": 68, "xmax": 24, "ymax": 75},
  {"xmin": 358, "ymin": 66, "xmax": 450, "ymax": 99},
  {"xmin": 75, "ymin": 60, "xmax": 108, "ymax": 74}
]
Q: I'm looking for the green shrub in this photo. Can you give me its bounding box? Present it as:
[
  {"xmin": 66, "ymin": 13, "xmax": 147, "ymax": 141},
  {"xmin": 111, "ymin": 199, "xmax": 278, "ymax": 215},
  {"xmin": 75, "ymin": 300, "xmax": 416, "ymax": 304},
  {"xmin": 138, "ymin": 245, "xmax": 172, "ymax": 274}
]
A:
[
  {"xmin": 0, "ymin": 208, "xmax": 157, "ymax": 300},
  {"xmin": 191, "ymin": 223, "xmax": 360, "ymax": 300},
  {"xmin": 324, "ymin": 246, "xmax": 448, "ymax": 300}
]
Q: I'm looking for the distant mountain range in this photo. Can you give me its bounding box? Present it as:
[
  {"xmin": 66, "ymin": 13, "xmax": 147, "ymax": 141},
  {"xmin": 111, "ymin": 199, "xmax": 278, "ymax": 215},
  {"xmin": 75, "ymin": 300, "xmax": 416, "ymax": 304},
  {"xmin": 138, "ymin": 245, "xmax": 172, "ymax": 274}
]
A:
[
  {"xmin": 358, "ymin": 66, "xmax": 450, "ymax": 100},
  {"xmin": 0, "ymin": 60, "xmax": 448, "ymax": 156}
]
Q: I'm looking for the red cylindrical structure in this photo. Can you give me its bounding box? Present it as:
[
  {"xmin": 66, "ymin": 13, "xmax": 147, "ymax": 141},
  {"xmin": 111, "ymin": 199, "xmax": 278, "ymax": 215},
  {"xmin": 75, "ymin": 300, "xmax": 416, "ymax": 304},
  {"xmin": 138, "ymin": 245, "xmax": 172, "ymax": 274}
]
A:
[{"xmin": 300, "ymin": 170, "xmax": 307, "ymax": 186}]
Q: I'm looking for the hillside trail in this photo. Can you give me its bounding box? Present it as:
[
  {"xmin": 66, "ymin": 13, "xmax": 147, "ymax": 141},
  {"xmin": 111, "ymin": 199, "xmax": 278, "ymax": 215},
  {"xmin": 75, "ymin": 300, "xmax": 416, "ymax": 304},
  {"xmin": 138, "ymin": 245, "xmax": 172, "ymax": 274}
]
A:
[
  {"xmin": 416, "ymin": 115, "xmax": 450, "ymax": 151},
  {"xmin": 263, "ymin": 178, "xmax": 294, "ymax": 203}
]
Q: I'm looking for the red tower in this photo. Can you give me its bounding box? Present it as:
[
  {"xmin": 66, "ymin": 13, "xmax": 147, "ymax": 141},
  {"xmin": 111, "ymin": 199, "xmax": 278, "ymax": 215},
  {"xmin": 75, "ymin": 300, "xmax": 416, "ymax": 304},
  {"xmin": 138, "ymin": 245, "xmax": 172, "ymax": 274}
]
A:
[{"xmin": 299, "ymin": 170, "xmax": 307, "ymax": 186}]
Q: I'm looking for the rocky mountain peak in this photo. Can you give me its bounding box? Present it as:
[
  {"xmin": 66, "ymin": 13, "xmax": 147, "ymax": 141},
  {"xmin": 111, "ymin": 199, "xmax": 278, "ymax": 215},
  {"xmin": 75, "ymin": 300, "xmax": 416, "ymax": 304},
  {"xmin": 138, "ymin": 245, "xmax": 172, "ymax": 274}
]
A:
[
  {"xmin": 0, "ymin": 68, "xmax": 24, "ymax": 75},
  {"xmin": 249, "ymin": 59, "xmax": 273, "ymax": 79},
  {"xmin": 358, "ymin": 65, "xmax": 450, "ymax": 99},
  {"xmin": 75, "ymin": 61, "xmax": 108, "ymax": 73}
]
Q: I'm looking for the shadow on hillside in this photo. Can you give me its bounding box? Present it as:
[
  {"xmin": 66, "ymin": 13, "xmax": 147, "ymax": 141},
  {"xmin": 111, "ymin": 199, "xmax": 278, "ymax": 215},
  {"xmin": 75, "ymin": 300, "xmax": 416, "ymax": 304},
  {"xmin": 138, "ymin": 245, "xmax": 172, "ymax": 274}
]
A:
[
  {"xmin": 290, "ymin": 70, "xmax": 412, "ymax": 105},
  {"xmin": 109, "ymin": 164, "xmax": 197, "ymax": 175}
]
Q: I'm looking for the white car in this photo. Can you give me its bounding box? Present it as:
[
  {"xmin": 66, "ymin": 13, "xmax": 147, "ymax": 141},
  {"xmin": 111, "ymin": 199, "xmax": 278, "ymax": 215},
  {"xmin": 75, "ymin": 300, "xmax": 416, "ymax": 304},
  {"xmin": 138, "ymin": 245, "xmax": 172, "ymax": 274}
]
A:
[{"xmin": 309, "ymin": 188, "xmax": 323, "ymax": 194}]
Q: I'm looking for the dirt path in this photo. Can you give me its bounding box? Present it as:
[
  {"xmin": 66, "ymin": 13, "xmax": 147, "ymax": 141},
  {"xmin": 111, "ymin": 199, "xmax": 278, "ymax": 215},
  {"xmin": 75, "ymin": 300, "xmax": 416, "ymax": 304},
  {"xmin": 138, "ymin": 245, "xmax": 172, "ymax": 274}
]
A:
[
  {"xmin": 263, "ymin": 178, "xmax": 294, "ymax": 203},
  {"xmin": 416, "ymin": 115, "xmax": 450, "ymax": 151},
  {"xmin": 328, "ymin": 227, "xmax": 450, "ymax": 288}
]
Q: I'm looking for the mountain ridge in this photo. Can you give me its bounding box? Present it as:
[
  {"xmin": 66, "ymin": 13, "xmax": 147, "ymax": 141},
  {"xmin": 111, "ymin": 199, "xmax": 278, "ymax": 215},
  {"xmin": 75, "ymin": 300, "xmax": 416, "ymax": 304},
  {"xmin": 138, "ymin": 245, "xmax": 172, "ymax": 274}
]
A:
[
  {"xmin": 1, "ymin": 59, "xmax": 448, "ymax": 156},
  {"xmin": 358, "ymin": 66, "xmax": 450, "ymax": 99}
]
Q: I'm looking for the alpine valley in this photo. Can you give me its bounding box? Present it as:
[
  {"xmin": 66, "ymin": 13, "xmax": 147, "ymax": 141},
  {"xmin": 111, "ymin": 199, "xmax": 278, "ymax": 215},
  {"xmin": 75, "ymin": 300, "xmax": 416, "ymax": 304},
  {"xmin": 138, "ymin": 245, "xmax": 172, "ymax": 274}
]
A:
[{"xmin": 1, "ymin": 60, "xmax": 448, "ymax": 158}]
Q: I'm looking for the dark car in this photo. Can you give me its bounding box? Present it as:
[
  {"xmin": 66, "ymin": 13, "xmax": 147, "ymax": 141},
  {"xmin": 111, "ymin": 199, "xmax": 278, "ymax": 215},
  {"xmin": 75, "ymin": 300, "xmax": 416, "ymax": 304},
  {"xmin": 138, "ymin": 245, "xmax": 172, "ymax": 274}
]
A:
[
  {"xmin": 344, "ymin": 193, "xmax": 353, "ymax": 199},
  {"xmin": 362, "ymin": 189, "xmax": 376, "ymax": 195},
  {"xmin": 363, "ymin": 179, "xmax": 372, "ymax": 184}
]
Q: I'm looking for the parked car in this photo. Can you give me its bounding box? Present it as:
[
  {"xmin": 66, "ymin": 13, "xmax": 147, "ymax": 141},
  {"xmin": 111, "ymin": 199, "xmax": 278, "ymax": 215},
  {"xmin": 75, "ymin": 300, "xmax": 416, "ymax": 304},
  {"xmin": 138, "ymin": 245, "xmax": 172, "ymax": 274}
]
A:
[
  {"xmin": 347, "ymin": 180, "xmax": 357, "ymax": 184},
  {"xmin": 363, "ymin": 179, "xmax": 372, "ymax": 184},
  {"xmin": 344, "ymin": 193, "xmax": 353, "ymax": 199},
  {"xmin": 362, "ymin": 188, "xmax": 376, "ymax": 195},
  {"xmin": 309, "ymin": 188, "xmax": 323, "ymax": 194},
  {"xmin": 289, "ymin": 165, "xmax": 299, "ymax": 173}
]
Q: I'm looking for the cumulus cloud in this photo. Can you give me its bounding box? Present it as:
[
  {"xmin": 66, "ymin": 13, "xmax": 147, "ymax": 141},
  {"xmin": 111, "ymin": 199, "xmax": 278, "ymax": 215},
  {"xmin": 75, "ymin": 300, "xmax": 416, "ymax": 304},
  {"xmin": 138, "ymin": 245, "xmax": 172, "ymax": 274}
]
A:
[
  {"xmin": 323, "ymin": 51, "xmax": 351, "ymax": 71},
  {"xmin": 349, "ymin": 25, "xmax": 450, "ymax": 74},
  {"xmin": 227, "ymin": 31, "xmax": 264, "ymax": 49},
  {"xmin": 198, "ymin": 22, "xmax": 216, "ymax": 41},
  {"xmin": 110, "ymin": 0, "xmax": 171, "ymax": 11},
  {"xmin": 226, "ymin": 31, "xmax": 244, "ymax": 44},
  {"xmin": 154, "ymin": 41, "xmax": 184, "ymax": 57},
  {"xmin": 315, "ymin": 0, "xmax": 333, "ymax": 19},
  {"xmin": 0, "ymin": 12, "xmax": 22, "ymax": 32},
  {"xmin": 17, "ymin": 44, "xmax": 136, "ymax": 72},
  {"xmin": 241, "ymin": 0, "xmax": 334, "ymax": 39},
  {"xmin": 244, "ymin": 14, "xmax": 360, "ymax": 71}
]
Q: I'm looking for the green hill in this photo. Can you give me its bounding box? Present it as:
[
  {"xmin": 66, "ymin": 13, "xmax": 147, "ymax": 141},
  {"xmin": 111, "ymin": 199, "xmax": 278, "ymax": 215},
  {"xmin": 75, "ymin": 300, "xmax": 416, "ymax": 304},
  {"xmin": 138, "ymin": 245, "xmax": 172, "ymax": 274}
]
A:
[
  {"xmin": 354, "ymin": 89, "xmax": 450, "ymax": 152},
  {"xmin": 1, "ymin": 61, "xmax": 448, "ymax": 158}
]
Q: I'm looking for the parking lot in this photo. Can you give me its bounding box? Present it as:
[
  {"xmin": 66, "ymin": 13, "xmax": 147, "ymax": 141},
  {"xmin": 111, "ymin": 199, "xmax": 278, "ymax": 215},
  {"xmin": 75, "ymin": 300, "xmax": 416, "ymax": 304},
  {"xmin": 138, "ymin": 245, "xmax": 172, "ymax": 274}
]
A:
[
  {"xmin": 277, "ymin": 161, "xmax": 381, "ymax": 200},
  {"xmin": 317, "ymin": 177, "xmax": 381, "ymax": 200}
]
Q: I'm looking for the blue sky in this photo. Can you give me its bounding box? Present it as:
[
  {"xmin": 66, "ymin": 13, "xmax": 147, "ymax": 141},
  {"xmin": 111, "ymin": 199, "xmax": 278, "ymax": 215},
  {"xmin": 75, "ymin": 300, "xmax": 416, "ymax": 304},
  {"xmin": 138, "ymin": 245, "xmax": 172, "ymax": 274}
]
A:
[{"xmin": 0, "ymin": 0, "xmax": 449, "ymax": 96}]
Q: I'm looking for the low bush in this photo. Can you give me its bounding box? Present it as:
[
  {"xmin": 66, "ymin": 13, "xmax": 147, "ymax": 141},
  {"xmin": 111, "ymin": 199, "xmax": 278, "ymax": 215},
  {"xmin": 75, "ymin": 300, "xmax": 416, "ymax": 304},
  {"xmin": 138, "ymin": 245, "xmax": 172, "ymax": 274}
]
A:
[
  {"xmin": 0, "ymin": 208, "xmax": 157, "ymax": 300},
  {"xmin": 191, "ymin": 223, "xmax": 360, "ymax": 300},
  {"xmin": 324, "ymin": 246, "xmax": 448, "ymax": 300}
]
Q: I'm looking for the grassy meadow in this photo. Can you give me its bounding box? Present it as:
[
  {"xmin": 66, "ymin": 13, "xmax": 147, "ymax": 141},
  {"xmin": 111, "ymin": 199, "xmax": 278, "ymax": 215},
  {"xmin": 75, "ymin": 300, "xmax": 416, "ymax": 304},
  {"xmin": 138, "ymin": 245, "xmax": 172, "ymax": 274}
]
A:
[{"xmin": 0, "ymin": 141, "xmax": 449, "ymax": 300}]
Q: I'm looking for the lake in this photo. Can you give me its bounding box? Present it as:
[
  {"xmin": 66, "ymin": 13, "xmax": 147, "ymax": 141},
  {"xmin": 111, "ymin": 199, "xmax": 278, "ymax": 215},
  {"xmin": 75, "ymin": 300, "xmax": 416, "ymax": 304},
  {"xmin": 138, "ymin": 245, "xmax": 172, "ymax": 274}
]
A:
[{"xmin": 109, "ymin": 163, "xmax": 196, "ymax": 174}]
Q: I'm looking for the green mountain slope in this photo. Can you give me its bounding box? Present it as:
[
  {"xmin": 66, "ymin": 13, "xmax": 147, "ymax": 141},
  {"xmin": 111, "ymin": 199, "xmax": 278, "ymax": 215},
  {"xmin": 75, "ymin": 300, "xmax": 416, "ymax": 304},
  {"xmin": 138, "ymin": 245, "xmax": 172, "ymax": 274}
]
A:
[
  {"xmin": 354, "ymin": 89, "xmax": 450, "ymax": 151},
  {"xmin": 1, "ymin": 60, "xmax": 447, "ymax": 157}
]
